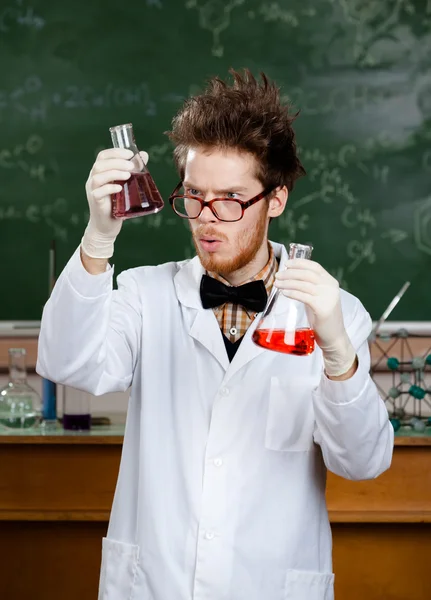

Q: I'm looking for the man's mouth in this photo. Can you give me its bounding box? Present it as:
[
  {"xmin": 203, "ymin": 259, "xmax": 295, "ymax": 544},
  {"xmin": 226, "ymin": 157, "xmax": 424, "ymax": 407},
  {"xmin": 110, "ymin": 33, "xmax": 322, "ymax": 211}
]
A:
[{"xmin": 199, "ymin": 238, "xmax": 224, "ymax": 251}]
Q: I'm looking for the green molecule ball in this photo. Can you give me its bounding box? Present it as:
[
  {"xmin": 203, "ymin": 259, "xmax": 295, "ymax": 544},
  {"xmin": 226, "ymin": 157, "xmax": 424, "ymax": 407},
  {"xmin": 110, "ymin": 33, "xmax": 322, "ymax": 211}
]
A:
[
  {"xmin": 387, "ymin": 357, "xmax": 400, "ymax": 370},
  {"xmin": 390, "ymin": 418, "xmax": 401, "ymax": 431},
  {"xmin": 409, "ymin": 385, "xmax": 426, "ymax": 399}
]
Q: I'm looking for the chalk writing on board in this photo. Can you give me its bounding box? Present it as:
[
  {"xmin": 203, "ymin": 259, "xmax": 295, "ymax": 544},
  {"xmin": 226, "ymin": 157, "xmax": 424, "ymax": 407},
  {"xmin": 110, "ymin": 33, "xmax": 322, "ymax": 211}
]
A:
[
  {"xmin": 57, "ymin": 83, "xmax": 156, "ymax": 115},
  {"xmin": 0, "ymin": 133, "xmax": 43, "ymax": 163},
  {"xmin": 248, "ymin": 3, "xmax": 317, "ymax": 25},
  {"xmin": 121, "ymin": 211, "xmax": 164, "ymax": 229},
  {"xmin": 341, "ymin": 207, "xmax": 376, "ymax": 234},
  {"xmin": 0, "ymin": 75, "xmax": 43, "ymax": 120},
  {"xmin": 0, "ymin": 0, "xmax": 45, "ymax": 33},
  {"xmin": 292, "ymin": 168, "xmax": 357, "ymax": 210},
  {"xmin": 185, "ymin": 0, "xmax": 430, "ymax": 65},
  {"xmin": 0, "ymin": 77, "xmax": 157, "ymax": 119},
  {"xmin": 337, "ymin": 0, "xmax": 405, "ymax": 60},
  {"xmin": 41, "ymin": 197, "xmax": 68, "ymax": 241},
  {"xmin": 381, "ymin": 230, "xmax": 409, "ymax": 244},
  {"xmin": 15, "ymin": 100, "xmax": 47, "ymax": 122},
  {"xmin": 145, "ymin": 212, "xmax": 164, "ymax": 228},
  {"xmin": 277, "ymin": 209, "xmax": 310, "ymax": 243},
  {"xmin": 185, "ymin": 0, "xmax": 245, "ymax": 57},
  {"xmin": 123, "ymin": 214, "xmax": 179, "ymax": 229},
  {"xmin": 300, "ymin": 152, "xmax": 393, "ymax": 194},
  {"xmin": 298, "ymin": 132, "xmax": 396, "ymax": 173},
  {"xmin": 0, "ymin": 134, "xmax": 48, "ymax": 181},
  {"xmin": 0, "ymin": 199, "xmax": 69, "ymax": 241},
  {"xmin": 413, "ymin": 196, "xmax": 431, "ymax": 255},
  {"xmin": 249, "ymin": 4, "xmax": 298, "ymax": 26},
  {"xmin": 0, "ymin": 205, "xmax": 22, "ymax": 219},
  {"xmin": 281, "ymin": 125, "xmax": 417, "ymax": 274},
  {"xmin": 161, "ymin": 83, "xmax": 204, "ymax": 104},
  {"xmin": 347, "ymin": 239, "xmax": 376, "ymax": 273},
  {"xmin": 146, "ymin": 0, "xmax": 162, "ymax": 7},
  {"xmin": 282, "ymin": 81, "xmax": 411, "ymax": 116},
  {"xmin": 147, "ymin": 143, "xmax": 173, "ymax": 165},
  {"xmin": 18, "ymin": 195, "xmax": 174, "ymax": 237}
]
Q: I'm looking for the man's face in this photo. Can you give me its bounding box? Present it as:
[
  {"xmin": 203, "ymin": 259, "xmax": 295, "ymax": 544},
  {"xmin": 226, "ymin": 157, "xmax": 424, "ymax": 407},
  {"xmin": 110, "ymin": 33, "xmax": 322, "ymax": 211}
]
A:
[{"xmin": 184, "ymin": 147, "xmax": 270, "ymax": 277}]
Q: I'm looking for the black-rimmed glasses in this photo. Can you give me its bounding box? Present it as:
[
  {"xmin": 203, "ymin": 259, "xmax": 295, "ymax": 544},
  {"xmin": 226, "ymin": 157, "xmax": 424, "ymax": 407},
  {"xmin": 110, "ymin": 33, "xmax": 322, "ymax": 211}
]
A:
[{"xmin": 168, "ymin": 182, "xmax": 274, "ymax": 222}]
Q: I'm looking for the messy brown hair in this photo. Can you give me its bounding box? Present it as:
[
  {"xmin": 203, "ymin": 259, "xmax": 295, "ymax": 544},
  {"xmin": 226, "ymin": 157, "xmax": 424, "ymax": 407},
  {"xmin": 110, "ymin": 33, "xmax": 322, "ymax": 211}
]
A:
[{"xmin": 165, "ymin": 68, "xmax": 306, "ymax": 192}]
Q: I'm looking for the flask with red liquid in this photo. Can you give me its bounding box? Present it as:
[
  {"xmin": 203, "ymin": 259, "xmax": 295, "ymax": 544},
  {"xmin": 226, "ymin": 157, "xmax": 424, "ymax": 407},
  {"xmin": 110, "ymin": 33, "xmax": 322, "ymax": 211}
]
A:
[
  {"xmin": 109, "ymin": 123, "xmax": 164, "ymax": 219},
  {"xmin": 252, "ymin": 243, "xmax": 315, "ymax": 356}
]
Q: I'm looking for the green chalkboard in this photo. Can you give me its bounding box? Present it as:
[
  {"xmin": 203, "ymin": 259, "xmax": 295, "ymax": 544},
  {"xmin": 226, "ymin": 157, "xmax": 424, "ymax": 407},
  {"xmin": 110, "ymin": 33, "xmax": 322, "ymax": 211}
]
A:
[{"xmin": 1, "ymin": 0, "xmax": 431, "ymax": 321}]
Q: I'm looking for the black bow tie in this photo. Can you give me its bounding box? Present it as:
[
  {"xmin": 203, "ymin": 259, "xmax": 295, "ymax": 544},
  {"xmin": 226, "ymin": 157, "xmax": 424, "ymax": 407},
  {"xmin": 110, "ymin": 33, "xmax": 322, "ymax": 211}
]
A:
[{"xmin": 200, "ymin": 274, "xmax": 268, "ymax": 312}]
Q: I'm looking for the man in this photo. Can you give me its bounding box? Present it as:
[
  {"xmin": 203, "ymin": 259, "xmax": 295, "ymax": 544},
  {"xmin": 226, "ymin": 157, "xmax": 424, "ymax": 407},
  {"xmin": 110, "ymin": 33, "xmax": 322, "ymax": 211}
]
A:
[{"xmin": 37, "ymin": 69, "xmax": 393, "ymax": 600}]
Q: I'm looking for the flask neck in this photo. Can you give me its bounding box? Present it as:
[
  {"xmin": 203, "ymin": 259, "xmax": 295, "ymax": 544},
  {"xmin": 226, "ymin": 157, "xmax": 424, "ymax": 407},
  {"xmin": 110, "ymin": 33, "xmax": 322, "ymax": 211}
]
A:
[
  {"xmin": 8, "ymin": 349, "xmax": 27, "ymax": 383},
  {"xmin": 110, "ymin": 123, "xmax": 139, "ymax": 154},
  {"xmin": 289, "ymin": 243, "xmax": 313, "ymax": 260}
]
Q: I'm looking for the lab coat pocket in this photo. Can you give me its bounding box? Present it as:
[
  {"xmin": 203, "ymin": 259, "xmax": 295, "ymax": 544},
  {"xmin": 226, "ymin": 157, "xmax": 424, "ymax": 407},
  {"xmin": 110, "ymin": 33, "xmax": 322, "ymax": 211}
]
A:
[
  {"xmin": 98, "ymin": 537, "xmax": 139, "ymax": 600},
  {"xmin": 265, "ymin": 376, "xmax": 315, "ymax": 452},
  {"xmin": 284, "ymin": 569, "xmax": 334, "ymax": 600}
]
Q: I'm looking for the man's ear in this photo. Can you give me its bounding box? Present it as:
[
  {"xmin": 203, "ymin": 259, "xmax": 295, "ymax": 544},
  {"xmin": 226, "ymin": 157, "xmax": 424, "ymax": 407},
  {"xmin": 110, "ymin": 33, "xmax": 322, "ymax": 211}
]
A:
[{"xmin": 268, "ymin": 186, "xmax": 288, "ymax": 218}]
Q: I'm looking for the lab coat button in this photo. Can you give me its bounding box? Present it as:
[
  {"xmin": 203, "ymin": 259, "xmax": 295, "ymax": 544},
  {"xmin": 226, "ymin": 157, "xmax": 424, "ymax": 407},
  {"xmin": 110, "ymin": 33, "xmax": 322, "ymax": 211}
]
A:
[
  {"xmin": 214, "ymin": 458, "xmax": 223, "ymax": 467},
  {"xmin": 205, "ymin": 531, "xmax": 215, "ymax": 540},
  {"xmin": 221, "ymin": 387, "xmax": 230, "ymax": 396}
]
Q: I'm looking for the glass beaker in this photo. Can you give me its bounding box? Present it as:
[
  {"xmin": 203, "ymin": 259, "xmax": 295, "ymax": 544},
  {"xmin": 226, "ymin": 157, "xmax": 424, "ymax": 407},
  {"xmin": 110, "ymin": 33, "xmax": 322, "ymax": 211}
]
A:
[
  {"xmin": 63, "ymin": 386, "xmax": 92, "ymax": 431},
  {"xmin": 0, "ymin": 348, "xmax": 41, "ymax": 428},
  {"xmin": 109, "ymin": 122, "xmax": 164, "ymax": 219},
  {"xmin": 252, "ymin": 243, "xmax": 315, "ymax": 355}
]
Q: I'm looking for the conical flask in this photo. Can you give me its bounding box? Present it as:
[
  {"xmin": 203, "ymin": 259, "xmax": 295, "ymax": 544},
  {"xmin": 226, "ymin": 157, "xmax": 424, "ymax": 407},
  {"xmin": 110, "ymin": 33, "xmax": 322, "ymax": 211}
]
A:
[
  {"xmin": 109, "ymin": 123, "xmax": 164, "ymax": 219},
  {"xmin": 252, "ymin": 243, "xmax": 315, "ymax": 355},
  {"xmin": 0, "ymin": 348, "xmax": 42, "ymax": 428}
]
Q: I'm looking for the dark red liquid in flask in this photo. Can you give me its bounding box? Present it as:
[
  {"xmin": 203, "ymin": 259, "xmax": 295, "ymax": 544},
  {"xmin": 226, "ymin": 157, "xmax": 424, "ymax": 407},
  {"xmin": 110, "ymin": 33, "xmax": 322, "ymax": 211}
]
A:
[
  {"xmin": 112, "ymin": 171, "xmax": 164, "ymax": 219},
  {"xmin": 252, "ymin": 328, "xmax": 315, "ymax": 356},
  {"xmin": 109, "ymin": 122, "xmax": 164, "ymax": 219}
]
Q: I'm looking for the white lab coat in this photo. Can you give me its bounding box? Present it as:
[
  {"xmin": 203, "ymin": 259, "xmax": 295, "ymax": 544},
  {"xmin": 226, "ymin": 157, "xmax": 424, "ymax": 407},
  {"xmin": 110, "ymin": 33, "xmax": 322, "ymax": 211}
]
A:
[{"xmin": 36, "ymin": 240, "xmax": 393, "ymax": 600}]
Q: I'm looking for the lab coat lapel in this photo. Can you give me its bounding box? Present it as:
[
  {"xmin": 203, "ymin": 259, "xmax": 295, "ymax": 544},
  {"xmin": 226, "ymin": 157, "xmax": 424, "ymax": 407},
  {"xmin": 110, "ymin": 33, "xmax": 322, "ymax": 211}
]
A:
[
  {"xmin": 189, "ymin": 310, "xmax": 230, "ymax": 371},
  {"xmin": 174, "ymin": 255, "xmax": 230, "ymax": 371}
]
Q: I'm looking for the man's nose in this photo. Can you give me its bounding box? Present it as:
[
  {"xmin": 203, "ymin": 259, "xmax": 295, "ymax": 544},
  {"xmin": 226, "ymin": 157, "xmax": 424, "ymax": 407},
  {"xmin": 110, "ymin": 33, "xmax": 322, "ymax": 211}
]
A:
[{"xmin": 198, "ymin": 204, "xmax": 217, "ymax": 223}]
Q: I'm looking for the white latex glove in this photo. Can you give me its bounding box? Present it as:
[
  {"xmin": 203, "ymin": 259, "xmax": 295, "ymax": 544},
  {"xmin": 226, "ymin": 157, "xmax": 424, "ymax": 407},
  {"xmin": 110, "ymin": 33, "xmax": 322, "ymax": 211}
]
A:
[
  {"xmin": 81, "ymin": 148, "xmax": 149, "ymax": 259},
  {"xmin": 274, "ymin": 259, "xmax": 357, "ymax": 377}
]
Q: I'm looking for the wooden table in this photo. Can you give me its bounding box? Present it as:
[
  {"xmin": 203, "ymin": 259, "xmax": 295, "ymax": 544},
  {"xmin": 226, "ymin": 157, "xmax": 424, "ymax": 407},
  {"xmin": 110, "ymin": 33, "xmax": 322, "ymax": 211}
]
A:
[{"xmin": 0, "ymin": 427, "xmax": 429, "ymax": 600}]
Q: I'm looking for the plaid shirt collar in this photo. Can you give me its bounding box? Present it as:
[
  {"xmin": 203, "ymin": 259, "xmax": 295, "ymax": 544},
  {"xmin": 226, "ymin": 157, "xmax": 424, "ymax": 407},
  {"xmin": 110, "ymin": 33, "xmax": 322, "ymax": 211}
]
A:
[{"xmin": 206, "ymin": 243, "xmax": 278, "ymax": 342}]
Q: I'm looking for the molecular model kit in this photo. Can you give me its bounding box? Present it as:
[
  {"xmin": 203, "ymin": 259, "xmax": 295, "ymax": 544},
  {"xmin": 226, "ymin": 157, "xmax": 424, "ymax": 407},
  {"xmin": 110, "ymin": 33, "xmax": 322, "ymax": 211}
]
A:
[{"xmin": 369, "ymin": 328, "xmax": 431, "ymax": 434}]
